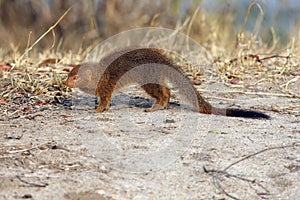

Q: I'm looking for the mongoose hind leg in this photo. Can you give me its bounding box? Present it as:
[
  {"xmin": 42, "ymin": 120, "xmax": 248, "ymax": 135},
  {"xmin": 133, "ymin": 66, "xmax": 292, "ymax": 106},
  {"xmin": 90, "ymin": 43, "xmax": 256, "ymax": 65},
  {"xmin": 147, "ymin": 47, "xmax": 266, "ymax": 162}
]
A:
[{"xmin": 142, "ymin": 83, "xmax": 170, "ymax": 112}]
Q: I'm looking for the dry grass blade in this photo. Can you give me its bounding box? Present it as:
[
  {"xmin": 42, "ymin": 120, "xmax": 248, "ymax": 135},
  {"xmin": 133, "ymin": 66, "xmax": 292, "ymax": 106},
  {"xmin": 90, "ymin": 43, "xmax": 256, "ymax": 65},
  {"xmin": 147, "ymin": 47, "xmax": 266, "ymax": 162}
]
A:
[
  {"xmin": 186, "ymin": 7, "xmax": 200, "ymax": 50},
  {"xmin": 6, "ymin": 142, "xmax": 51, "ymax": 154},
  {"xmin": 197, "ymin": 89, "xmax": 298, "ymax": 98},
  {"xmin": 17, "ymin": 6, "xmax": 72, "ymax": 66},
  {"xmin": 240, "ymin": 2, "xmax": 264, "ymax": 36}
]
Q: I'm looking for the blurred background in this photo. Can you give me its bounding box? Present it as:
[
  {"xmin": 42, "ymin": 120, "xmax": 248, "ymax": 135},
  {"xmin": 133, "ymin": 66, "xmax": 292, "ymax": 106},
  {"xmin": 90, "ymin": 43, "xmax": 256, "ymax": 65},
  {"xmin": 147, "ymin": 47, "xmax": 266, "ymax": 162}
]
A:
[{"xmin": 0, "ymin": 0, "xmax": 299, "ymax": 57}]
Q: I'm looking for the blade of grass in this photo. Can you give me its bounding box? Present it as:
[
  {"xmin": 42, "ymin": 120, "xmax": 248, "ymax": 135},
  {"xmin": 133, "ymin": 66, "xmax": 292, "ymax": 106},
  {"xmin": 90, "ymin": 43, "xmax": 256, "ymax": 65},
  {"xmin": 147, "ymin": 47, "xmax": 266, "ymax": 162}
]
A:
[{"xmin": 17, "ymin": 6, "xmax": 72, "ymax": 67}]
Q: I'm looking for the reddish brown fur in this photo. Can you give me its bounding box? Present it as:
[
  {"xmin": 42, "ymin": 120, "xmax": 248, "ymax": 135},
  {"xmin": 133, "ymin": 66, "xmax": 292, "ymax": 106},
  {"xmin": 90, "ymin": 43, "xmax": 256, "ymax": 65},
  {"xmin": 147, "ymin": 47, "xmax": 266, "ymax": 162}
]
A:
[
  {"xmin": 64, "ymin": 48, "xmax": 269, "ymax": 119},
  {"xmin": 64, "ymin": 65, "xmax": 80, "ymax": 88}
]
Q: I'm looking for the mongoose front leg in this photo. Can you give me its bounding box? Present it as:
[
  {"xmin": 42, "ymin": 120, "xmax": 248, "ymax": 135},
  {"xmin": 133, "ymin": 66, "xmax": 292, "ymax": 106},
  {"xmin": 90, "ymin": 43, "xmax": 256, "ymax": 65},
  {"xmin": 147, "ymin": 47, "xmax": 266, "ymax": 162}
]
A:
[
  {"xmin": 95, "ymin": 81, "xmax": 114, "ymax": 112},
  {"xmin": 142, "ymin": 84, "xmax": 170, "ymax": 112},
  {"xmin": 95, "ymin": 101, "xmax": 110, "ymax": 112}
]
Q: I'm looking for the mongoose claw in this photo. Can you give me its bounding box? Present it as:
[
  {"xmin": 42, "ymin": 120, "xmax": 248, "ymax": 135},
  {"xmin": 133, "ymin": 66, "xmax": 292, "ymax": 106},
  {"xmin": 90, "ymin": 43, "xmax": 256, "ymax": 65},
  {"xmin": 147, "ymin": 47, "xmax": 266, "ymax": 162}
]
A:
[{"xmin": 95, "ymin": 106, "xmax": 108, "ymax": 113}]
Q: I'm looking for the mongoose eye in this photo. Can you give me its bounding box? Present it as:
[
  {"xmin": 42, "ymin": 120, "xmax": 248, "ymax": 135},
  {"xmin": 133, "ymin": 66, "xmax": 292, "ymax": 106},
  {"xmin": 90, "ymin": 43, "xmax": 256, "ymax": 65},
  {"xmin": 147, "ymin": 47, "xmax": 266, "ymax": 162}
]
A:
[{"xmin": 73, "ymin": 75, "xmax": 77, "ymax": 80}]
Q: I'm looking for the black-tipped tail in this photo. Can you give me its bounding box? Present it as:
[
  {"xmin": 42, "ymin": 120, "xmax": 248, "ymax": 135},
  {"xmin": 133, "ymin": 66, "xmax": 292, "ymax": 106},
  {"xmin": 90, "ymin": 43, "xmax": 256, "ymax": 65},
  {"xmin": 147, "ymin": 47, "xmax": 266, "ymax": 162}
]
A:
[{"xmin": 226, "ymin": 108, "xmax": 270, "ymax": 119}]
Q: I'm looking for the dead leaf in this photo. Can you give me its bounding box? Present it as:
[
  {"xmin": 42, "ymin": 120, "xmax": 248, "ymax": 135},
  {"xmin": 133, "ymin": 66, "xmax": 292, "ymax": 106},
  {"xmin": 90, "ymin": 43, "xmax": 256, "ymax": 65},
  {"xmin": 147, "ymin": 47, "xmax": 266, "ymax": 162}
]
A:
[
  {"xmin": 230, "ymin": 77, "xmax": 240, "ymax": 84},
  {"xmin": 0, "ymin": 64, "xmax": 12, "ymax": 71},
  {"xmin": 35, "ymin": 100, "xmax": 51, "ymax": 105},
  {"xmin": 60, "ymin": 114, "xmax": 72, "ymax": 119},
  {"xmin": 21, "ymin": 107, "xmax": 32, "ymax": 112},
  {"xmin": 38, "ymin": 58, "xmax": 60, "ymax": 68},
  {"xmin": 62, "ymin": 64, "xmax": 79, "ymax": 72},
  {"xmin": 0, "ymin": 99, "xmax": 8, "ymax": 104}
]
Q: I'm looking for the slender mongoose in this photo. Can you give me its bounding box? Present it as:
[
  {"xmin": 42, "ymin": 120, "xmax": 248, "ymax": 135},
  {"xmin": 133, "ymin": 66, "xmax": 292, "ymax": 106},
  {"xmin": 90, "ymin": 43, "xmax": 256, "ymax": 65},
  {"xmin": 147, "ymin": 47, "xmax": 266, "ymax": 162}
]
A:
[{"xmin": 64, "ymin": 47, "xmax": 270, "ymax": 119}]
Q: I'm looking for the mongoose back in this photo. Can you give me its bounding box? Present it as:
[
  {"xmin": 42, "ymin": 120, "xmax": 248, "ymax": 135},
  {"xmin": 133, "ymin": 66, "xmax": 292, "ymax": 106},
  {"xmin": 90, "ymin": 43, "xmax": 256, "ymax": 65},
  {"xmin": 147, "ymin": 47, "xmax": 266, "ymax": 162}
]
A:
[{"xmin": 64, "ymin": 47, "xmax": 270, "ymax": 119}]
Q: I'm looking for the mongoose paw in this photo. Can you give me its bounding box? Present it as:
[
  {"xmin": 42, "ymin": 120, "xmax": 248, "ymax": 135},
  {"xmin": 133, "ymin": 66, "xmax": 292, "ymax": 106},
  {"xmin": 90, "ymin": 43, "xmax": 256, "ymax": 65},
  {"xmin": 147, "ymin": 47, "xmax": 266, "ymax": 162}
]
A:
[
  {"xmin": 145, "ymin": 104, "xmax": 166, "ymax": 112},
  {"xmin": 95, "ymin": 106, "xmax": 108, "ymax": 113}
]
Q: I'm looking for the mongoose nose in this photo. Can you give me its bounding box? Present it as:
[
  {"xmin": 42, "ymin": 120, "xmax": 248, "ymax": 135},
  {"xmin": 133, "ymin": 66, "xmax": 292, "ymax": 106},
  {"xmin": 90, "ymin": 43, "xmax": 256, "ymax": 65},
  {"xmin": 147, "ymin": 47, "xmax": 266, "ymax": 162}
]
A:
[{"xmin": 63, "ymin": 81, "xmax": 69, "ymax": 87}]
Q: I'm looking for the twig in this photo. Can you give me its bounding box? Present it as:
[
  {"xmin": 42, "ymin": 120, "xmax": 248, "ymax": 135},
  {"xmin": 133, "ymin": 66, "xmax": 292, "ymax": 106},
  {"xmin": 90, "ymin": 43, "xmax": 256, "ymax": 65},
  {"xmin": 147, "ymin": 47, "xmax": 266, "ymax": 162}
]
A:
[
  {"xmin": 259, "ymin": 54, "xmax": 291, "ymax": 61},
  {"xmin": 0, "ymin": 123, "xmax": 22, "ymax": 127},
  {"xmin": 227, "ymin": 54, "xmax": 291, "ymax": 64},
  {"xmin": 204, "ymin": 166, "xmax": 270, "ymax": 194},
  {"xmin": 7, "ymin": 142, "xmax": 50, "ymax": 154},
  {"xmin": 196, "ymin": 88, "xmax": 297, "ymax": 98},
  {"xmin": 16, "ymin": 175, "xmax": 48, "ymax": 187},
  {"xmin": 17, "ymin": 7, "xmax": 72, "ymax": 64},
  {"xmin": 223, "ymin": 143, "xmax": 299, "ymax": 171},
  {"xmin": 203, "ymin": 143, "xmax": 299, "ymax": 199},
  {"xmin": 212, "ymin": 175, "xmax": 240, "ymax": 200},
  {"xmin": 205, "ymin": 166, "xmax": 270, "ymax": 200}
]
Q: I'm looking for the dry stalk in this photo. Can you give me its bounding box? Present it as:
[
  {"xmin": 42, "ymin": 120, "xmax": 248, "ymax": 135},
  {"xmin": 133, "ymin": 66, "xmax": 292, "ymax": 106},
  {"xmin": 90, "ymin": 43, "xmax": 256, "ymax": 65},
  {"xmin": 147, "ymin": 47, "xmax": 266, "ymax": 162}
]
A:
[
  {"xmin": 16, "ymin": 7, "xmax": 72, "ymax": 67},
  {"xmin": 196, "ymin": 88, "xmax": 298, "ymax": 98},
  {"xmin": 236, "ymin": 2, "xmax": 264, "ymax": 49}
]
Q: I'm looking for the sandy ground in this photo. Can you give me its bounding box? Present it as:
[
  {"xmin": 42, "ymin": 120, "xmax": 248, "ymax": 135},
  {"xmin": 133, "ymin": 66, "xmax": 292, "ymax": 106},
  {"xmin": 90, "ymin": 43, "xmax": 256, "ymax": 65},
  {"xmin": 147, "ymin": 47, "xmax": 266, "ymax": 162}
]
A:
[{"xmin": 0, "ymin": 86, "xmax": 299, "ymax": 200}]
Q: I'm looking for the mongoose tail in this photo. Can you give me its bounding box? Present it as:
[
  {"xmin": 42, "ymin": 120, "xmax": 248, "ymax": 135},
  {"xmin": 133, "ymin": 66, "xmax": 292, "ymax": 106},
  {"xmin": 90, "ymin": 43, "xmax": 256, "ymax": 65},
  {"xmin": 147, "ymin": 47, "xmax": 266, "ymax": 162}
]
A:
[
  {"xmin": 208, "ymin": 107, "xmax": 270, "ymax": 119},
  {"xmin": 194, "ymin": 90, "xmax": 270, "ymax": 119}
]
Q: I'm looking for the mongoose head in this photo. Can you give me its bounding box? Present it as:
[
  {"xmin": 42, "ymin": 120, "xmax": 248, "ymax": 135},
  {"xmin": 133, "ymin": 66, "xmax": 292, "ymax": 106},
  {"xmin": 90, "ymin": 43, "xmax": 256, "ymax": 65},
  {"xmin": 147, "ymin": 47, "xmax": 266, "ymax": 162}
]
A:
[
  {"xmin": 64, "ymin": 65, "xmax": 80, "ymax": 88},
  {"xmin": 64, "ymin": 62, "xmax": 100, "ymax": 95}
]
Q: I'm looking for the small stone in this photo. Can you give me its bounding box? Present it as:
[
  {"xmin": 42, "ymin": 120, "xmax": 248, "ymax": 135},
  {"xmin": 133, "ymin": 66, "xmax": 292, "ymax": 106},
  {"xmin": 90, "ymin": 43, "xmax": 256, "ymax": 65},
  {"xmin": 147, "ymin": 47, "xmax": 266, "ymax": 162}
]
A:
[
  {"xmin": 165, "ymin": 119, "xmax": 175, "ymax": 123},
  {"xmin": 22, "ymin": 194, "xmax": 32, "ymax": 199},
  {"xmin": 193, "ymin": 79, "xmax": 202, "ymax": 85}
]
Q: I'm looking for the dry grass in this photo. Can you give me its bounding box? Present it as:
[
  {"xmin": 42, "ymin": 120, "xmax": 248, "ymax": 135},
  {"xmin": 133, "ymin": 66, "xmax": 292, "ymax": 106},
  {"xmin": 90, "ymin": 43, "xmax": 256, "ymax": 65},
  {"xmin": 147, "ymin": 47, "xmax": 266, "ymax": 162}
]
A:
[{"xmin": 0, "ymin": 0, "xmax": 299, "ymax": 108}]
